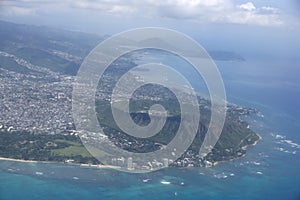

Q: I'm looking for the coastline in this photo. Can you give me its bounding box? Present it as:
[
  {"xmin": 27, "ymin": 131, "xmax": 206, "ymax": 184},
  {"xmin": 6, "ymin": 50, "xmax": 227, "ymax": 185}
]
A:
[
  {"xmin": 0, "ymin": 157, "xmax": 120, "ymax": 169},
  {"xmin": 211, "ymin": 133, "xmax": 262, "ymax": 166},
  {"xmin": 0, "ymin": 134, "xmax": 262, "ymax": 169},
  {"xmin": 0, "ymin": 157, "xmax": 38, "ymax": 163},
  {"xmin": 250, "ymin": 134, "xmax": 261, "ymax": 147}
]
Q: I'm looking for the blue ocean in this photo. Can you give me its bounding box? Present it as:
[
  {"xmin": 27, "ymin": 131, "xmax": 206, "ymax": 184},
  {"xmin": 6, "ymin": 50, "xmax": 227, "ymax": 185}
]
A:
[{"xmin": 1, "ymin": 56, "xmax": 300, "ymax": 200}]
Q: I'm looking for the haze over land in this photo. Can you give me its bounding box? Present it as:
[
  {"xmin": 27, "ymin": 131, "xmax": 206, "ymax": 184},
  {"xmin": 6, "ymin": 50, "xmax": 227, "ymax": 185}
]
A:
[{"xmin": 0, "ymin": 0, "xmax": 299, "ymax": 60}]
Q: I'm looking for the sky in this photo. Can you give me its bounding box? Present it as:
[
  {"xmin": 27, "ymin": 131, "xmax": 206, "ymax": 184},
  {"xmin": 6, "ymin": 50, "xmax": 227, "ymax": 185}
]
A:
[{"xmin": 0, "ymin": 0, "xmax": 299, "ymax": 58}]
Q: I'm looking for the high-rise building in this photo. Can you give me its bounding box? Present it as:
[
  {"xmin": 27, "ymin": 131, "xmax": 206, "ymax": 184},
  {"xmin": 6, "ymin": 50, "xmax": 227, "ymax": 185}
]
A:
[
  {"xmin": 163, "ymin": 158, "xmax": 169, "ymax": 167},
  {"xmin": 127, "ymin": 157, "xmax": 133, "ymax": 170}
]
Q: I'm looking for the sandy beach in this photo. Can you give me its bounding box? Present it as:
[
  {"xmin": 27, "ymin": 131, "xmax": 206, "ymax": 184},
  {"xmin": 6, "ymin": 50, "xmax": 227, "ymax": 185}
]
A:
[
  {"xmin": 0, "ymin": 157, "xmax": 38, "ymax": 163},
  {"xmin": 0, "ymin": 134, "xmax": 261, "ymax": 169},
  {"xmin": 0, "ymin": 157, "xmax": 120, "ymax": 169}
]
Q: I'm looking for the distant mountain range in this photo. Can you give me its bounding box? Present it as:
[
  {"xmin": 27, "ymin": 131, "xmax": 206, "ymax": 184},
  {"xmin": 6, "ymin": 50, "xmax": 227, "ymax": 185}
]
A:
[
  {"xmin": 0, "ymin": 20, "xmax": 245, "ymax": 76},
  {"xmin": 0, "ymin": 20, "xmax": 103, "ymax": 75}
]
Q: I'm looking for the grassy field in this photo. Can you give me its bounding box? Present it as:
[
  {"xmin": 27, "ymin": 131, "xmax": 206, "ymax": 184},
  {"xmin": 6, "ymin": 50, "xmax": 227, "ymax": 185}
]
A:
[{"xmin": 51, "ymin": 139, "xmax": 93, "ymax": 158}]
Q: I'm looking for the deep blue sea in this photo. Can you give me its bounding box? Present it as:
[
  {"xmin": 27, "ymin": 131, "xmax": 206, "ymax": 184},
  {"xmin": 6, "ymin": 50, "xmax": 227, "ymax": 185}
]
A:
[{"xmin": 1, "ymin": 56, "xmax": 300, "ymax": 200}]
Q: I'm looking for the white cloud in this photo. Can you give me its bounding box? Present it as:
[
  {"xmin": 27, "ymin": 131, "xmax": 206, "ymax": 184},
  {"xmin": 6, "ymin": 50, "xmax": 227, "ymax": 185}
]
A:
[
  {"xmin": 225, "ymin": 11, "xmax": 283, "ymax": 26},
  {"xmin": 0, "ymin": 0, "xmax": 287, "ymax": 27},
  {"xmin": 141, "ymin": 0, "xmax": 233, "ymax": 19},
  {"xmin": 145, "ymin": 0, "xmax": 230, "ymax": 9},
  {"xmin": 143, "ymin": 0, "xmax": 283, "ymax": 26},
  {"xmin": 1, "ymin": 6, "xmax": 37, "ymax": 16},
  {"xmin": 225, "ymin": 2, "xmax": 284, "ymax": 26},
  {"xmin": 238, "ymin": 2, "xmax": 256, "ymax": 11},
  {"xmin": 72, "ymin": 0, "xmax": 136, "ymax": 15}
]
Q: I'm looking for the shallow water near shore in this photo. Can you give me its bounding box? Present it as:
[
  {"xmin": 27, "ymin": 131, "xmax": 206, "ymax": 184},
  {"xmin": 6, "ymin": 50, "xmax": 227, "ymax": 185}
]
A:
[{"xmin": 1, "ymin": 128, "xmax": 300, "ymax": 200}]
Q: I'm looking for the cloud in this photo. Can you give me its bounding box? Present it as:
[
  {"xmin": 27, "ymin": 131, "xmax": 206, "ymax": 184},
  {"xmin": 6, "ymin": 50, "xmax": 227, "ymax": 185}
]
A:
[
  {"xmin": 148, "ymin": 0, "xmax": 284, "ymax": 26},
  {"xmin": 224, "ymin": 2, "xmax": 284, "ymax": 26},
  {"xmin": 1, "ymin": 6, "xmax": 37, "ymax": 16},
  {"xmin": 143, "ymin": 0, "xmax": 233, "ymax": 20},
  {"xmin": 1, "ymin": 0, "xmax": 60, "ymax": 2},
  {"xmin": 145, "ymin": 0, "xmax": 284, "ymax": 26},
  {"xmin": 139, "ymin": 0, "xmax": 283, "ymax": 26},
  {"xmin": 0, "ymin": 0, "xmax": 287, "ymax": 26},
  {"xmin": 238, "ymin": 2, "xmax": 256, "ymax": 11},
  {"xmin": 72, "ymin": 0, "xmax": 136, "ymax": 15}
]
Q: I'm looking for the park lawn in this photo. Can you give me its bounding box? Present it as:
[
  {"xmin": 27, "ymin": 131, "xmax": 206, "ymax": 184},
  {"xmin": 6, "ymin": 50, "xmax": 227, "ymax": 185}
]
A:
[{"xmin": 52, "ymin": 139, "xmax": 93, "ymax": 158}]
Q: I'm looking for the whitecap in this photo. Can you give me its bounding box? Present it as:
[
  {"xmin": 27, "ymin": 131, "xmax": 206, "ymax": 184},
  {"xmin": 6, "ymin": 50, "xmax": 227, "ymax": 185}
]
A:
[
  {"xmin": 252, "ymin": 161, "xmax": 261, "ymax": 166},
  {"xmin": 284, "ymin": 140, "xmax": 300, "ymax": 148},
  {"xmin": 142, "ymin": 179, "xmax": 150, "ymax": 183},
  {"xmin": 161, "ymin": 180, "xmax": 171, "ymax": 185},
  {"xmin": 214, "ymin": 173, "xmax": 228, "ymax": 179},
  {"xmin": 35, "ymin": 172, "xmax": 43, "ymax": 175},
  {"xmin": 275, "ymin": 134, "xmax": 285, "ymax": 139}
]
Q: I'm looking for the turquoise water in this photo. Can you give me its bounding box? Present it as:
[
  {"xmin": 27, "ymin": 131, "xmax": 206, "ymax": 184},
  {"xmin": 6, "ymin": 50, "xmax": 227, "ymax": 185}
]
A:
[{"xmin": 1, "ymin": 58, "xmax": 300, "ymax": 200}]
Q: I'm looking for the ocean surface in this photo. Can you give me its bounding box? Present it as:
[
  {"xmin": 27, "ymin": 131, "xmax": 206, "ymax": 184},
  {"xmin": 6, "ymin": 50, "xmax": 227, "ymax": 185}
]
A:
[{"xmin": 1, "ymin": 55, "xmax": 300, "ymax": 200}]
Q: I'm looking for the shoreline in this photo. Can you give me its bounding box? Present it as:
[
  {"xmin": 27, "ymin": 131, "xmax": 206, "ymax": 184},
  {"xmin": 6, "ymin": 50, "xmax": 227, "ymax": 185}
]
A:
[
  {"xmin": 0, "ymin": 157, "xmax": 39, "ymax": 163},
  {"xmin": 0, "ymin": 157, "xmax": 120, "ymax": 169},
  {"xmin": 0, "ymin": 134, "xmax": 262, "ymax": 169},
  {"xmin": 210, "ymin": 133, "xmax": 262, "ymax": 166}
]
